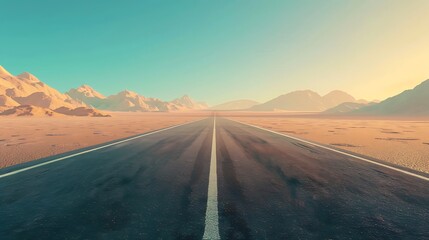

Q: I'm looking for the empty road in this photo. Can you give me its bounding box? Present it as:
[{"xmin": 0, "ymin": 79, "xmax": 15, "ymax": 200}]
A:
[{"xmin": 0, "ymin": 117, "xmax": 428, "ymax": 239}]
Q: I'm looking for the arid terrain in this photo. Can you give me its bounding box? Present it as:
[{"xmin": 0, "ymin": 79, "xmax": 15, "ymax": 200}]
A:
[
  {"xmin": 0, "ymin": 112, "xmax": 209, "ymax": 168},
  {"xmin": 2, "ymin": 111, "xmax": 429, "ymax": 174},
  {"xmin": 221, "ymin": 112, "xmax": 429, "ymax": 173}
]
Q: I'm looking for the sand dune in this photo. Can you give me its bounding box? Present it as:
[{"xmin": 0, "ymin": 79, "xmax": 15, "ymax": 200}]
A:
[
  {"xmin": 0, "ymin": 95, "xmax": 19, "ymax": 107},
  {"xmin": 14, "ymin": 92, "xmax": 69, "ymax": 110},
  {"xmin": 0, "ymin": 105, "xmax": 111, "ymax": 118},
  {"xmin": 0, "ymin": 105, "xmax": 58, "ymax": 117},
  {"xmin": 55, "ymin": 107, "xmax": 111, "ymax": 117}
]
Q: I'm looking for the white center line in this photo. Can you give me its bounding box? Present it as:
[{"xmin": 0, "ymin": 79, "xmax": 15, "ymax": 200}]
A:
[
  {"xmin": 0, "ymin": 119, "xmax": 205, "ymax": 179},
  {"xmin": 203, "ymin": 117, "xmax": 221, "ymax": 240},
  {"xmin": 230, "ymin": 118, "xmax": 429, "ymax": 182}
]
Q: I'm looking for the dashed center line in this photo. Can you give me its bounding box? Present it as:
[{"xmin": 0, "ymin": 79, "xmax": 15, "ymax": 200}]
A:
[{"xmin": 203, "ymin": 117, "xmax": 220, "ymax": 240}]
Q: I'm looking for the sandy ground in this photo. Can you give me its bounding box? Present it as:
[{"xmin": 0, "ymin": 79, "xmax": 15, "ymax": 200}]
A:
[
  {"xmin": 0, "ymin": 112, "xmax": 210, "ymax": 169},
  {"xmin": 2, "ymin": 111, "xmax": 429, "ymax": 174},
  {"xmin": 220, "ymin": 112, "xmax": 429, "ymax": 174}
]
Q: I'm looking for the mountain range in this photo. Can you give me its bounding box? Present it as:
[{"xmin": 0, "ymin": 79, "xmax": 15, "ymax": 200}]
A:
[
  {"xmin": 249, "ymin": 90, "xmax": 361, "ymax": 111},
  {"xmin": 67, "ymin": 85, "xmax": 207, "ymax": 112},
  {"xmin": 0, "ymin": 66, "xmax": 108, "ymax": 117},
  {"xmin": 351, "ymin": 79, "xmax": 429, "ymax": 116},
  {"xmin": 213, "ymin": 79, "xmax": 429, "ymax": 116},
  {"xmin": 0, "ymin": 66, "xmax": 85, "ymax": 110},
  {"xmin": 0, "ymin": 65, "xmax": 207, "ymax": 116},
  {"xmin": 1, "ymin": 64, "xmax": 428, "ymax": 116}
]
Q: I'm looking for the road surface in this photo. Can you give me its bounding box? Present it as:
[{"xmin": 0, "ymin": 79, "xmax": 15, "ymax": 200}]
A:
[{"xmin": 0, "ymin": 117, "xmax": 428, "ymax": 239}]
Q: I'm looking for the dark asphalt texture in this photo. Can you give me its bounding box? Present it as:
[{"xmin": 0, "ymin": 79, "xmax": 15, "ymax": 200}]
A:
[{"xmin": 0, "ymin": 117, "xmax": 428, "ymax": 240}]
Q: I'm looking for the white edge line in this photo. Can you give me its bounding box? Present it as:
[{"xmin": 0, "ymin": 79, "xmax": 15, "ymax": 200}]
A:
[
  {"xmin": 228, "ymin": 118, "xmax": 429, "ymax": 182},
  {"xmin": 203, "ymin": 116, "xmax": 220, "ymax": 240},
  {"xmin": 0, "ymin": 118, "xmax": 206, "ymax": 179}
]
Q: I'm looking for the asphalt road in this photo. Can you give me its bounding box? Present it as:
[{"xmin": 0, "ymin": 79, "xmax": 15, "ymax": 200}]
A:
[{"xmin": 0, "ymin": 117, "xmax": 428, "ymax": 240}]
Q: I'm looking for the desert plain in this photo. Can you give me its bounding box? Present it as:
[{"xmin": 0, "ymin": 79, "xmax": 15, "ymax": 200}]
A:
[
  {"xmin": 0, "ymin": 112, "xmax": 209, "ymax": 169},
  {"xmin": 221, "ymin": 112, "xmax": 429, "ymax": 174},
  {"xmin": 1, "ymin": 111, "xmax": 429, "ymax": 174}
]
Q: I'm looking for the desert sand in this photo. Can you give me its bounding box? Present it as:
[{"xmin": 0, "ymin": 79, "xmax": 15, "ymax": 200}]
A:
[
  {"xmin": 0, "ymin": 112, "xmax": 209, "ymax": 169},
  {"xmin": 2, "ymin": 111, "xmax": 429, "ymax": 174},
  {"xmin": 221, "ymin": 112, "xmax": 429, "ymax": 174}
]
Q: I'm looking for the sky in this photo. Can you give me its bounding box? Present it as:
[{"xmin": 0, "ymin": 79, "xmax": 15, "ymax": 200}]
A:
[{"xmin": 1, "ymin": 0, "xmax": 429, "ymax": 105}]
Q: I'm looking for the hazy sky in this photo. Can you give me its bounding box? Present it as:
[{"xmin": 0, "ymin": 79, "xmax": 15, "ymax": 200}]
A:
[{"xmin": 1, "ymin": 0, "xmax": 429, "ymax": 105}]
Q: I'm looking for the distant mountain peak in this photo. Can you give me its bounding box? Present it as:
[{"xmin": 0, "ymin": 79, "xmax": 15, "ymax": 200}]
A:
[
  {"xmin": 17, "ymin": 72, "xmax": 41, "ymax": 83},
  {"xmin": 174, "ymin": 94, "xmax": 195, "ymax": 105},
  {"xmin": 76, "ymin": 84, "xmax": 96, "ymax": 92},
  {"xmin": 322, "ymin": 90, "xmax": 356, "ymax": 109},
  {"xmin": 250, "ymin": 89, "xmax": 358, "ymax": 112},
  {"xmin": 290, "ymin": 89, "xmax": 318, "ymax": 94},
  {"xmin": 0, "ymin": 65, "xmax": 13, "ymax": 77},
  {"xmin": 326, "ymin": 89, "xmax": 348, "ymax": 94},
  {"xmin": 77, "ymin": 84, "xmax": 93, "ymax": 90},
  {"xmin": 353, "ymin": 78, "xmax": 429, "ymax": 116},
  {"xmin": 170, "ymin": 94, "xmax": 207, "ymax": 110},
  {"xmin": 72, "ymin": 84, "xmax": 105, "ymax": 99},
  {"xmin": 179, "ymin": 94, "xmax": 191, "ymax": 100},
  {"xmin": 210, "ymin": 99, "xmax": 259, "ymax": 110},
  {"xmin": 286, "ymin": 90, "xmax": 321, "ymax": 97},
  {"xmin": 414, "ymin": 79, "xmax": 429, "ymax": 90},
  {"xmin": 324, "ymin": 90, "xmax": 355, "ymax": 98},
  {"xmin": 118, "ymin": 90, "xmax": 139, "ymax": 97}
]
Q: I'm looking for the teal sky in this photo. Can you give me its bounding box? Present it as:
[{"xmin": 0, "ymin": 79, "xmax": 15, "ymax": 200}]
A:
[{"xmin": 1, "ymin": 0, "xmax": 429, "ymax": 105}]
